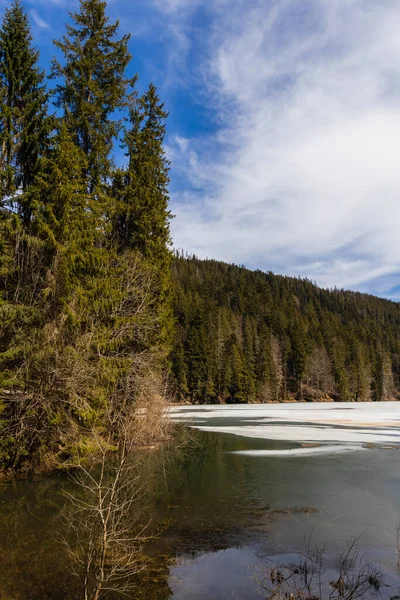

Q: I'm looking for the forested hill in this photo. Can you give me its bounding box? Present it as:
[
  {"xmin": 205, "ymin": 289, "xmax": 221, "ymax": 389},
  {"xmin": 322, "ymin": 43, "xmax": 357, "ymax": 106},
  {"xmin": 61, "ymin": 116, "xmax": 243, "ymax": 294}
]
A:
[{"xmin": 170, "ymin": 256, "xmax": 400, "ymax": 403}]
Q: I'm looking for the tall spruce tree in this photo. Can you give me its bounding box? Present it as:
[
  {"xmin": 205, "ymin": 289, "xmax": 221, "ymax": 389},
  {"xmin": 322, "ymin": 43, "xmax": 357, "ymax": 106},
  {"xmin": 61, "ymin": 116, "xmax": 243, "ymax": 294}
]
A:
[
  {"xmin": 0, "ymin": 0, "xmax": 49, "ymax": 221},
  {"xmin": 113, "ymin": 83, "xmax": 173, "ymax": 350},
  {"xmin": 51, "ymin": 0, "xmax": 134, "ymax": 194},
  {"xmin": 28, "ymin": 126, "xmax": 99, "ymax": 310},
  {"xmin": 115, "ymin": 83, "xmax": 172, "ymax": 264},
  {"xmin": 0, "ymin": 127, "xmax": 92, "ymax": 467}
]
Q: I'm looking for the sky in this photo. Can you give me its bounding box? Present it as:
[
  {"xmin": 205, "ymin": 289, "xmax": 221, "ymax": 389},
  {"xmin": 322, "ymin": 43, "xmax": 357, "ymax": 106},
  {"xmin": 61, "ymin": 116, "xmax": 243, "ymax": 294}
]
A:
[{"xmin": 2, "ymin": 0, "xmax": 400, "ymax": 300}]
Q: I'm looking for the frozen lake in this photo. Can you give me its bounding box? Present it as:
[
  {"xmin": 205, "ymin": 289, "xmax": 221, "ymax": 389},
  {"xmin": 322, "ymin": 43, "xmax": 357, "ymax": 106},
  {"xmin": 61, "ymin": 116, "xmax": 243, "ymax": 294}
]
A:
[
  {"xmin": 168, "ymin": 401, "xmax": 400, "ymax": 454},
  {"xmin": 1, "ymin": 403, "xmax": 400, "ymax": 599},
  {"xmin": 164, "ymin": 402, "xmax": 400, "ymax": 598}
]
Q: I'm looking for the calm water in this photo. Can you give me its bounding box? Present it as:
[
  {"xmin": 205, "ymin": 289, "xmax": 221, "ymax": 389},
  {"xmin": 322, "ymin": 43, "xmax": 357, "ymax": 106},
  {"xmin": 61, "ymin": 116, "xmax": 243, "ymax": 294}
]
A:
[
  {"xmin": 1, "ymin": 403, "xmax": 400, "ymax": 599},
  {"xmin": 166, "ymin": 403, "xmax": 400, "ymax": 599}
]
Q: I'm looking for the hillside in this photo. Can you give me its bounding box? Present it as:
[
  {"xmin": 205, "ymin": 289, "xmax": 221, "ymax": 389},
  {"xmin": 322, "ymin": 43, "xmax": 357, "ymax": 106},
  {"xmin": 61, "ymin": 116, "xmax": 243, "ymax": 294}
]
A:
[{"xmin": 170, "ymin": 256, "xmax": 400, "ymax": 403}]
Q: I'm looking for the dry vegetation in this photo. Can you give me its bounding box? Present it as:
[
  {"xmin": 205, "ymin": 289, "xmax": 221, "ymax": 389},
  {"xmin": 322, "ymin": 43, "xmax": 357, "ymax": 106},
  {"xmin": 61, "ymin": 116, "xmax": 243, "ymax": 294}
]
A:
[{"xmin": 256, "ymin": 534, "xmax": 390, "ymax": 600}]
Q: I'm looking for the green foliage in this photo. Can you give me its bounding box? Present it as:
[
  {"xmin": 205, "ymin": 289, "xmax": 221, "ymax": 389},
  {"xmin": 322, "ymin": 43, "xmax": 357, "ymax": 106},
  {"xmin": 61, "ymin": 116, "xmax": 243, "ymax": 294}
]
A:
[
  {"xmin": 0, "ymin": 0, "xmax": 49, "ymax": 218},
  {"xmin": 51, "ymin": 0, "xmax": 134, "ymax": 194},
  {"xmin": 0, "ymin": 0, "xmax": 173, "ymax": 472},
  {"xmin": 114, "ymin": 84, "xmax": 172, "ymax": 262},
  {"xmin": 170, "ymin": 256, "xmax": 400, "ymax": 404},
  {"xmin": 113, "ymin": 83, "xmax": 174, "ymax": 350}
]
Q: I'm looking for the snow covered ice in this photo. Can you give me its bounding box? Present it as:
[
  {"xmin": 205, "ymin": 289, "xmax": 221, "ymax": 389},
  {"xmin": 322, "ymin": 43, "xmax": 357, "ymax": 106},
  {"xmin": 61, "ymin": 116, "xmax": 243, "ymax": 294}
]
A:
[{"xmin": 168, "ymin": 402, "xmax": 400, "ymax": 455}]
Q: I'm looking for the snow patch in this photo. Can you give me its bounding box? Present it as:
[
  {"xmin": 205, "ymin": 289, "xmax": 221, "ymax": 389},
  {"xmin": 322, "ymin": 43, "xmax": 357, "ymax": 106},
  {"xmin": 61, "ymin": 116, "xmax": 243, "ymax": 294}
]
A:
[
  {"xmin": 228, "ymin": 445, "xmax": 362, "ymax": 457},
  {"xmin": 168, "ymin": 403, "xmax": 400, "ymax": 447}
]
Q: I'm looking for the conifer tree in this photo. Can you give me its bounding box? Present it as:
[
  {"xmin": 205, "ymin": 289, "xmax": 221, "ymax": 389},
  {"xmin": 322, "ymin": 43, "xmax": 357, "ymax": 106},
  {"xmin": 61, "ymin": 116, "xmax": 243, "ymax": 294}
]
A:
[
  {"xmin": 52, "ymin": 0, "xmax": 133, "ymax": 194},
  {"xmin": 0, "ymin": 0, "xmax": 49, "ymax": 221},
  {"xmin": 115, "ymin": 83, "xmax": 172, "ymax": 264},
  {"xmin": 114, "ymin": 83, "xmax": 173, "ymax": 350},
  {"xmin": 227, "ymin": 335, "xmax": 246, "ymax": 403},
  {"xmin": 0, "ymin": 128, "xmax": 92, "ymax": 467},
  {"xmin": 28, "ymin": 126, "xmax": 99, "ymax": 311},
  {"xmin": 1, "ymin": 122, "xmax": 164, "ymax": 469},
  {"xmin": 0, "ymin": 0, "xmax": 174, "ymax": 471}
]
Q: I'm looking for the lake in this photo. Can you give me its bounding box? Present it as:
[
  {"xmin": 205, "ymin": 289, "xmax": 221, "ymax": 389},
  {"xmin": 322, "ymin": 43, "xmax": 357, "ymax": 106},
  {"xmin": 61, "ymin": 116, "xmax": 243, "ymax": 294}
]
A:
[
  {"xmin": 165, "ymin": 402, "xmax": 400, "ymax": 599},
  {"xmin": 1, "ymin": 402, "xmax": 400, "ymax": 598}
]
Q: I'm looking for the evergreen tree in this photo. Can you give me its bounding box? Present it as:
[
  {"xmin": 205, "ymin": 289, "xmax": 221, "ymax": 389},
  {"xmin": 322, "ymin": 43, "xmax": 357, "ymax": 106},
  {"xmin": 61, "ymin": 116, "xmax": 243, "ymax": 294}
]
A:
[
  {"xmin": 28, "ymin": 125, "xmax": 99, "ymax": 311},
  {"xmin": 113, "ymin": 83, "xmax": 173, "ymax": 350},
  {"xmin": 0, "ymin": 0, "xmax": 175, "ymax": 472},
  {"xmin": 170, "ymin": 257, "xmax": 400, "ymax": 404},
  {"xmin": 0, "ymin": 0, "xmax": 49, "ymax": 221},
  {"xmin": 115, "ymin": 83, "xmax": 172, "ymax": 264},
  {"xmin": 255, "ymin": 325, "xmax": 276, "ymax": 401},
  {"xmin": 0, "ymin": 123, "xmax": 164, "ymax": 469},
  {"xmin": 0, "ymin": 127, "xmax": 94, "ymax": 467},
  {"xmin": 225, "ymin": 334, "xmax": 246, "ymax": 403},
  {"xmin": 52, "ymin": 0, "xmax": 133, "ymax": 194}
]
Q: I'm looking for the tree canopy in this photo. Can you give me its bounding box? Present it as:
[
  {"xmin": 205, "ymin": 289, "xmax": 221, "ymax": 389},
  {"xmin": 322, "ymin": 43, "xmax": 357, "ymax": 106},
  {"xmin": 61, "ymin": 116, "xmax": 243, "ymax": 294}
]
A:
[{"xmin": 170, "ymin": 256, "xmax": 400, "ymax": 404}]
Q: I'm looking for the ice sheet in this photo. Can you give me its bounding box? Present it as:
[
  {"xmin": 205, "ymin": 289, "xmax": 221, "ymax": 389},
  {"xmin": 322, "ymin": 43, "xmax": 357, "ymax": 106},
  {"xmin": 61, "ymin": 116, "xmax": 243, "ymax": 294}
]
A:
[
  {"xmin": 167, "ymin": 402, "xmax": 400, "ymax": 448},
  {"xmin": 228, "ymin": 445, "xmax": 361, "ymax": 457}
]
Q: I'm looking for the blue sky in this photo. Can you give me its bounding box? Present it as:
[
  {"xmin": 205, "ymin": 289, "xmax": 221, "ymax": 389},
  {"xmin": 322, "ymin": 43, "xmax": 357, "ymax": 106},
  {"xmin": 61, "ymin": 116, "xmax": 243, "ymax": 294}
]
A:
[{"xmin": 2, "ymin": 0, "xmax": 400, "ymax": 300}]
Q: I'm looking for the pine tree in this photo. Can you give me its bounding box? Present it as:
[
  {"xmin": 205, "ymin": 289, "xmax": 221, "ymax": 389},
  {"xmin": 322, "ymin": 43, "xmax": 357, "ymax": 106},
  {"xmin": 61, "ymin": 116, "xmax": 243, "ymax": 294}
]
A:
[
  {"xmin": 255, "ymin": 325, "xmax": 276, "ymax": 401},
  {"xmin": 28, "ymin": 125, "xmax": 99, "ymax": 312},
  {"xmin": 51, "ymin": 0, "xmax": 133, "ymax": 194},
  {"xmin": 229, "ymin": 336, "xmax": 246, "ymax": 403},
  {"xmin": 0, "ymin": 127, "xmax": 92, "ymax": 467},
  {"xmin": 115, "ymin": 83, "xmax": 172, "ymax": 264},
  {"xmin": 0, "ymin": 0, "xmax": 49, "ymax": 221},
  {"xmin": 114, "ymin": 83, "xmax": 173, "ymax": 351},
  {"xmin": 1, "ymin": 123, "xmax": 164, "ymax": 469}
]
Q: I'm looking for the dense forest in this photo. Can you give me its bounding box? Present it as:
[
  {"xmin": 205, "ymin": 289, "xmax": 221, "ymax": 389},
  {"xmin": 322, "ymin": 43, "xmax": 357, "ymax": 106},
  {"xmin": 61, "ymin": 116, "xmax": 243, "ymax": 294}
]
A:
[
  {"xmin": 170, "ymin": 256, "xmax": 400, "ymax": 404},
  {"xmin": 0, "ymin": 0, "xmax": 172, "ymax": 472},
  {"xmin": 1, "ymin": 0, "xmax": 400, "ymax": 474}
]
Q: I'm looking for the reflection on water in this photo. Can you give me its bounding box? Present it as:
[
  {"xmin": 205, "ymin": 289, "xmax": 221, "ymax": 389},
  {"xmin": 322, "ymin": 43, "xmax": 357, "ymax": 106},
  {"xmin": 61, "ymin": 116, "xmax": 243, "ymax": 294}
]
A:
[
  {"xmin": 0, "ymin": 477, "xmax": 76, "ymax": 599},
  {"xmin": 1, "ymin": 404, "xmax": 400, "ymax": 598},
  {"xmin": 161, "ymin": 427, "xmax": 400, "ymax": 598}
]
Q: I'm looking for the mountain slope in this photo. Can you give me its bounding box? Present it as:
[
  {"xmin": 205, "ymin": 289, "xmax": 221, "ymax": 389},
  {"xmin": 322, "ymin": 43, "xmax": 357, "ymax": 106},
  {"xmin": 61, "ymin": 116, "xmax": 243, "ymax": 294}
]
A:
[{"xmin": 170, "ymin": 256, "xmax": 400, "ymax": 403}]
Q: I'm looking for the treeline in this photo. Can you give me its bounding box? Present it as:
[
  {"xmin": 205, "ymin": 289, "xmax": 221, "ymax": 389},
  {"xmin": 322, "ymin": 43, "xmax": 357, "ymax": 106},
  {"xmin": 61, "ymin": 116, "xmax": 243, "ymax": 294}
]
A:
[
  {"xmin": 170, "ymin": 256, "xmax": 400, "ymax": 403},
  {"xmin": 0, "ymin": 0, "xmax": 172, "ymax": 471}
]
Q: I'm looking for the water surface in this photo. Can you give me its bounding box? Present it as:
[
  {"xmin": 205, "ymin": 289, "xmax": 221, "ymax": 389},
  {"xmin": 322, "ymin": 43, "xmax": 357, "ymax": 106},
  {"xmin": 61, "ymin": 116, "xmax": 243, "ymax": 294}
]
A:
[
  {"xmin": 1, "ymin": 402, "xmax": 400, "ymax": 599},
  {"xmin": 165, "ymin": 403, "xmax": 400, "ymax": 598}
]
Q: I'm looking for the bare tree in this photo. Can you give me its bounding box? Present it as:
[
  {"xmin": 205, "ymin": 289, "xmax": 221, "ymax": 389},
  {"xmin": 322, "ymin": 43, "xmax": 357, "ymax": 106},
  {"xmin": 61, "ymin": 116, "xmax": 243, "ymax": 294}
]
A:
[
  {"xmin": 305, "ymin": 347, "xmax": 335, "ymax": 397},
  {"xmin": 63, "ymin": 451, "xmax": 143, "ymax": 598},
  {"xmin": 271, "ymin": 335, "xmax": 284, "ymax": 401},
  {"xmin": 61, "ymin": 402, "xmax": 157, "ymax": 600}
]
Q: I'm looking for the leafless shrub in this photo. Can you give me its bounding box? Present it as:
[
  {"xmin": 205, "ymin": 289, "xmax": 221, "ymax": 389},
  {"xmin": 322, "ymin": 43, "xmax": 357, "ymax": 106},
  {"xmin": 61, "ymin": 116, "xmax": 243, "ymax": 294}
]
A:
[
  {"xmin": 60, "ymin": 387, "xmax": 169, "ymax": 600},
  {"xmin": 62, "ymin": 442, "xmax": 147, "ymax": 599},
  {"xmin": 256, "ymin": 534, "xmax": 385, "ymax": 600}
]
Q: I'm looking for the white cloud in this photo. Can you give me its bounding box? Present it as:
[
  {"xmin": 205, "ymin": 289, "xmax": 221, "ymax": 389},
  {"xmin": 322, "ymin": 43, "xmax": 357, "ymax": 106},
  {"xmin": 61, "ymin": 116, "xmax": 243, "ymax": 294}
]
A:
[
  {"xmin": 166, "ymin": 0, "xmax": 400, "ymax": 296},
  {"xmin": 30, "ymin": 9, "xmax": 49, "ymax": 29},
  {"xmin": 151, "ymin": 0, "xmax": 202, "ymax": 15}
]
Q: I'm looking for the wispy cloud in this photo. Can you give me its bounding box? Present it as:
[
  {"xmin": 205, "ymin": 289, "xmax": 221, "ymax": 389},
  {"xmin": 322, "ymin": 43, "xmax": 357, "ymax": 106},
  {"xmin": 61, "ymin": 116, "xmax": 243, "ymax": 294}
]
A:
[
  {"xmin": 2, "ymin": 0, "xmax": 398, "ymax": 297},
  {"xmin": 165, "ymin": 0, "xmax": 400, "ymax": 296},
  {"xmin": 151, "ymin": 0, "xmax": 202, "ymax": 14},
  {"xmin": 30, "ymin": 9, "xmax": 49, "ymax": 29}
]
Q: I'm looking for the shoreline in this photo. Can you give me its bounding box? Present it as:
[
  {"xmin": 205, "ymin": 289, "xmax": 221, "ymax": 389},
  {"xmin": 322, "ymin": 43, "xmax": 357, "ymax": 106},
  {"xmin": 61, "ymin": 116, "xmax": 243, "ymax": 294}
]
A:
[{"xmin": 167, "ymin": 397, "xmax": 399, "ymax": 407}]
